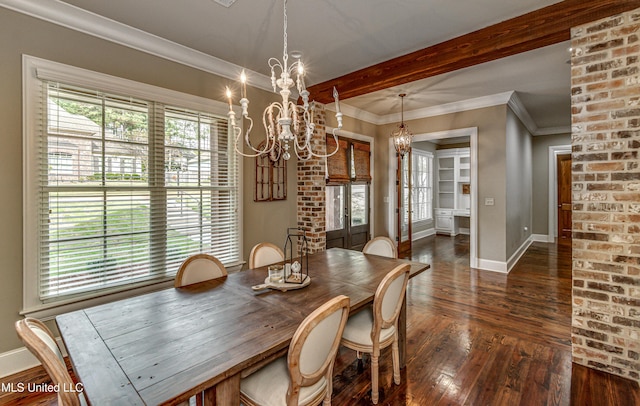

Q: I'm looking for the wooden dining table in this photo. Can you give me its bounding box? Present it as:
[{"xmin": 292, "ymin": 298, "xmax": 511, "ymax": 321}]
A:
[{"xmin": 56, "ymin": 248, "xmax": 429, "ymax": 405}]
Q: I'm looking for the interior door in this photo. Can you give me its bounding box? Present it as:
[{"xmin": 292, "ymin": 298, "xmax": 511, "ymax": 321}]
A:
[
  {"xmin": 325, "ymin": 184, "xmax": 370, "ymax": 250},
  {"xmin": 396, "ymin": 152, "xmax": 412, "ymax": 255},
  {"xmin": 557, "ymin": 153, "xmax": 572, "ymax": 243}
]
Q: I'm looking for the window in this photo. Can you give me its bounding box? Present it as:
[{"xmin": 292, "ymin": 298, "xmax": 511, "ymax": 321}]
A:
[
  {"xmin": 411, "ymin": 150, "xmax": 433, "ymax": 222},
  {"xmin": 23, "ymin": 57, "xmax": 240, "ymax": 311}
]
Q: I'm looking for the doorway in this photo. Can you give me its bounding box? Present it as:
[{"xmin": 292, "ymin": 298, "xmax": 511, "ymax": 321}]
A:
[
  {"xmin": 557, "ymin": 153, "xmax": 572, "ymax": 243},
  {"xmin": 326, "ymin": 183, "xmax": 370, "ymax": 250},
  {"xmin": 547, "ymin": 145, "xmax": 572, "ymax": 242},
  {"xmin": 388, "ymin": 127, "xmax": 478, "ymax": 267}
]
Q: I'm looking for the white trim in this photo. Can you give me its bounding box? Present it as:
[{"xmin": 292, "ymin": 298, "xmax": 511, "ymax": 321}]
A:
[
  {"xmin": 476, "ymin": 258, "xmax": 508, "ymax": 273},
  {"xmin": 0, "ymin": 0, "xmax": 572, "ymax": 136},
  {"xmin": 326, "ymin": 91, "xmax": 571, "ymax": 136},
  {"xmin": 531, "ymin": 233, "xmax": 550, "ymax": 242},
  {"xmin": 0, "ymin": 0, "xmax": 272, "ymax": 91},
  {"xmin": 477, "ymin": 235, "xmax": 533, "ymax": 274},
  {"xmin": 326, "ymin": 127, "xmax": 375, "ymax": 238},
  {"xmin": 413, "ymin": 228, "xmax": 436, "ymax": 241},
  {"xmin": 0, "ymin": 339, "xmax": 67, "ymax": 379},
  {"xmin": 506, "ymin": 236, "xmax": 533, "ymax": 273},
  {"xmin": 388, "ymin": 127, "xmax": 478, "ymax": 268},
  {"xmin": 548, "ymin": 145, "xmax": 571, "ymax": 243}
]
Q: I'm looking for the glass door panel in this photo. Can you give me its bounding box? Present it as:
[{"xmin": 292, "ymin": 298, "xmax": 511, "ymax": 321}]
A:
[{"xmin": 397, "ymin": 153, "xmax": 412, "ymax": 254}]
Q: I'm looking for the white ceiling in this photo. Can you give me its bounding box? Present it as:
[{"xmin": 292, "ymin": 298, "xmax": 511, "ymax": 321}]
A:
[{"xmin": 22, "ymin": 0, "xmax": 571, "ymax": 131}]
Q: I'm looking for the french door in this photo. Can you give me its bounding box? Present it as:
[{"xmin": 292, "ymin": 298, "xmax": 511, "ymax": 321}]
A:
[
  {"xmin": 326, "ymin": 183, "xmax": 370, "ymax": 250},
  {"xmin": 396, "ymin": 152, "xmax": 412, "ymax": 255}
]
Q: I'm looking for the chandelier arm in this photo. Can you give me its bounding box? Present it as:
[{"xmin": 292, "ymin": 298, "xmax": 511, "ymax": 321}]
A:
[
  {"xmin": 233, "ymin": 118, "xmax": 277, "ymax": 158},
  {"xmin": 306, "ymin": 127, "xmax": 340, "ymax": 159},
  {"xmin": 290, "ymin": 103, "xmax": 313, "ymax": 152}
]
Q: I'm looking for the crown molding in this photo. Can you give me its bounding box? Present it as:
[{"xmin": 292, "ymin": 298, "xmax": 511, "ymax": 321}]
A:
[
  {"xmin": 328, "ymin": 90, "xmax": 568, "ymax": 136},
  {"xmin": 0, "ymin": 0, "xmax": 272, "ymax": 91},
  {"xmin": 533, "ymin": 126, "xmax": 571, "ymax": 136},
  {"xmin": 1, "ymin": 0, "xmax": 570, "ymax": 136}
]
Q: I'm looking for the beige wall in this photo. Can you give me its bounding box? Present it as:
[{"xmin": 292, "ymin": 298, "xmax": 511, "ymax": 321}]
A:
[
  {"xmin": 505, "ymin": 108, "xmax": 533, "ymax": 259},
  {"xmin": 0, "ymin": 7, "xmax": 291, "ymax": 353},
  {"xmin": 531, "ymin": 133, "xmax": 571, "ymax": 236}
]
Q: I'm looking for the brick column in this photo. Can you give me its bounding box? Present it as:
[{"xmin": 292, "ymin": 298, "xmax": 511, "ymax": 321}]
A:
[
  {"xmin": 571, "ymin": 8, "xmax": 640, "ymax": 382},
  {"xmin": 297, "ymin": 104, "xmax": 326, "ymax": 253}
]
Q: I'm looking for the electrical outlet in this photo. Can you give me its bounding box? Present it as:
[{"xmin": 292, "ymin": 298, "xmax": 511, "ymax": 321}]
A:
[{"xmin": 484, "ymin": 197, "xmax": 494, "ymax": 206}]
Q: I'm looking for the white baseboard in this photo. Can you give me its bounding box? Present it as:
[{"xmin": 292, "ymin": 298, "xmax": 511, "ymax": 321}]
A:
[
  {"xmin": 531, "ymin": 233, "xmax": 552, "ymax": 242},
  {"xmin": 0, "ymin": 338, "xmax": 66, "ymax": 378},
  {"xmin": 476, "ymin": 235, "xmax": 533, "ymax": 274},
  {"xmin": 507, "ymin": 236, "xmax": 533, "ymax": 272},
  {"xmin": 458, "ymin": 227, "xmax": 470, "ymax": 235},
  {"xmin": 412, "ymin": 228, "xmax": 436, "ymax": 241},
  {"xmin": 476, "ymin": 258, "xmax": 508, "ymax": 273}
]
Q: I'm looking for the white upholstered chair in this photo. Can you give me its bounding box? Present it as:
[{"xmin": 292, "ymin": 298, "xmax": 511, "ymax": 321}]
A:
[
  {"xmin": 240, "ymin": 295, "xmax": 350, "ymax": 406},
  {"xmin": 362, "ymin": 236, "xmax": 397, "ymax": 259},
  {"xmin": 15, "ymin": 318, "xmax": 88, "ymax": 406},
  {"xmin": 340, "ymin": 264, "xmax": 410, "ymax": 404},
  {"xmin": 174, "ymin": 253, "xmax": 227, "ymax": 287},
  {"xmin": 249, "ymin": 242, "xmax": 285, "ymax": 269}
]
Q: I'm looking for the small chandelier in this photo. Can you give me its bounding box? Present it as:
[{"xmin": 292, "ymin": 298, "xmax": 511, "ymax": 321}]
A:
[
  {"xmin": 226, "ymin": 0, "xmax": 342, "ymax": 161},
  {"xmin": 391, "ymin": 93, "xmax": 412, "ymax": 158}
]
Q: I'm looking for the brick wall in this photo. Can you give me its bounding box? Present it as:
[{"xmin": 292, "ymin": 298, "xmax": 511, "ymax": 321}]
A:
[
  {"xmin": 571, "ymin": 8, "xmax": 640, "ymax": 382},
  {"xmin": 297, "ymin": 104, "xmax": 327, "ymax": 253}
]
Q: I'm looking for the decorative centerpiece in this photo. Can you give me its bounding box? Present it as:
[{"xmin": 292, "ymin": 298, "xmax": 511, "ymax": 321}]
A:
[{"xmin": 283, "ymin": 227, "xmax": 309, "ymax": 284}]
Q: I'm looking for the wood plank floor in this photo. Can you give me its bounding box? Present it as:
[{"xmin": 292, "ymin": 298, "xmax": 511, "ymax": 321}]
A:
[{"xmin": 1, "ymin": 235, "xmax": 638, "ymax": 405}]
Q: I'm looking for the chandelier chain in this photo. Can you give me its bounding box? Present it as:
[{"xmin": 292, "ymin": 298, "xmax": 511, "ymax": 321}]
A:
[{"xmin": 283, "ymin": 0, "xmax": 288, "ymax": 63}]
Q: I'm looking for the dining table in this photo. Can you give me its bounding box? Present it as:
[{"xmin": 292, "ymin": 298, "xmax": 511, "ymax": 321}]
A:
[{"xmin": 56, "ymin": 248, "xmax": 429, "ymax": 405}]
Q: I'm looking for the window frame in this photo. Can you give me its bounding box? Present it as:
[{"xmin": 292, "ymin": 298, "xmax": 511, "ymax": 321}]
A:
[
  {"xmin": 22, "ymin": 55, "xmax": 243, "ymax": 318},
  {"xmin": 410, "ymin": 149, "xmax": 434, "ymax": 223}
]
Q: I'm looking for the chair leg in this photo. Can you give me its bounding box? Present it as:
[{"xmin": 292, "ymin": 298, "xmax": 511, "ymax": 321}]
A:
[
  {"xmin": 392, "ymin": 337, "xmax": 401, "ymax": 385},
  {"xmin": 371, "ymin": 353, "xmax": 379, "ymax": 404},
  {"xmin": 323, "ymin": 368, "xmax": 333, "ymax": 405}
]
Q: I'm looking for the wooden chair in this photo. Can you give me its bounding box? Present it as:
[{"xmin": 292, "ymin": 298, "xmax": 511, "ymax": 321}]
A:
[
  {"xmin": 249, "ymin": 242, "xmax": 285, "ymax": 269},
  {"xmin": 362, "ymin": 236, "xmax": 398, "ymax": 259},
  {"xmin": 15, "ymin": 318, "xmax": 87, "ymax": 406},
  {"xmin": 240, "ymin": 295, "xmax": 351, "ymax": 406},
  {"xmin": 340, "ymin": 264, "xmax": 410, "ymax": 404},
  {"xmin": 174, "ymin": 253, "xmax": 227, "ymax": 287}
]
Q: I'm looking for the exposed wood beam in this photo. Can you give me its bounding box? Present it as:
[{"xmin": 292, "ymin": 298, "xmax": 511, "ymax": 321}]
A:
[{"xmin": 308, "ymin": 0, "xmax": 639, "ymax": 104}]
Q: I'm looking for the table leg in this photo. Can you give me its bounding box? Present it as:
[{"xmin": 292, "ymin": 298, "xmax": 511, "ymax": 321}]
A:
[
  {"xmin": 398, "ymin": 293, "xmax": 407, "ymax": 368},
  {"xmin": 203, "ymin": 373, "xmax": 240, "ymax": 406}
]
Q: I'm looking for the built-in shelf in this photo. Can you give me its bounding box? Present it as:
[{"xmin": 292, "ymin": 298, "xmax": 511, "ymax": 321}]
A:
[{"xmin": 435, "ymin": 147, "xmax": 470, "ymax": 235}]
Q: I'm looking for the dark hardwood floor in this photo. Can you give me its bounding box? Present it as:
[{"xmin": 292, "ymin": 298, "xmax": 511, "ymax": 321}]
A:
[{"xmin": 1, "ymin": 235, "xmax": 638, "ymax": 405}]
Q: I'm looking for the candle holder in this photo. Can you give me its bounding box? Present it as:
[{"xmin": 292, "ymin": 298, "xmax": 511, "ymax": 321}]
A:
[{"xmin": 283, "ymin": 227, "xmax": 309, "ymax": 284}]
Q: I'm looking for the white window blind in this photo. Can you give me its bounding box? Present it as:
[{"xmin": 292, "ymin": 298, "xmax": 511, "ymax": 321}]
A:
[
  {"xmin": 38, "ymin": 82, "xmax": 239, "ymax": 301},
  {"xmin": 412, "ymin": 150, "xmax": 433, "ymax": 222}
]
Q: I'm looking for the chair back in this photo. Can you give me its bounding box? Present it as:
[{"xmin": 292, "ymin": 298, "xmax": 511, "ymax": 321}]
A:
[
  {"xmin": 174, "ymin": 253, "xmax": 227, "ymax": 287},
  {"xmin": 249, "ymin": 242, "xmax": 285, "ymax": 269},
  {"xmin": 373, "ymin": 264, "xmax": 410, "ymax": 336},
  {"xmin": 287, "ymin": 295, "xmax": 350, "ymax": 405},
  {"xmin": 15, "ymin": 318, "xmax": 85, "ymax": 406},
  {"xmin": 363, "ymin": 236, "xmax": 398, "ymax": 259}
]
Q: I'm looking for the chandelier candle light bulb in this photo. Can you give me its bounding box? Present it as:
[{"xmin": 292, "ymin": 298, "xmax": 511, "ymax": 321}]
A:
[{"xmin": 228, "ymin": 0, "xmax": 342, "ymax": 160}]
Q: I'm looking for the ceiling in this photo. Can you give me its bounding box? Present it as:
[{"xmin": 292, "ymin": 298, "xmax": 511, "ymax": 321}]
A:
[{"xmin": 32, "ymin": 0, "xmax": 572, "ymax": 132}]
